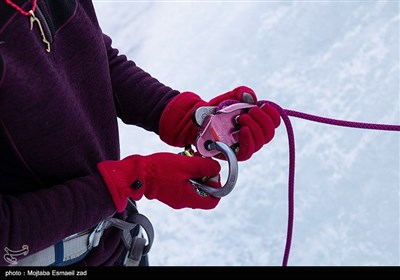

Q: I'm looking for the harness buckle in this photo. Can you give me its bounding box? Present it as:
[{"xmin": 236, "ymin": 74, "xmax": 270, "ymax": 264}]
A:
[{"xmin": 87, "ymin": 220, "xmax": 107, "ymax": 251}]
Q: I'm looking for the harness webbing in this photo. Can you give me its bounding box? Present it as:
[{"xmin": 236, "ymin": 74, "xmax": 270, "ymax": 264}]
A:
[{"xmin": 9, "ymin": 200, "xmax": 154, "ymax": 266}]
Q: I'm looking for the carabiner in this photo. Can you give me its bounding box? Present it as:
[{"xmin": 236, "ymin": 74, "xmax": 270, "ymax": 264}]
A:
[{"xmin": 189, "ymin": 141, "xmax": 238, "ymax": 197}]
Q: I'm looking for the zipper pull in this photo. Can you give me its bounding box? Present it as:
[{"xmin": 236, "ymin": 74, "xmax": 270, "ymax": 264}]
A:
[{"xmin": 29, "ymin": 10, "xmax": 51, "ymax": 53}]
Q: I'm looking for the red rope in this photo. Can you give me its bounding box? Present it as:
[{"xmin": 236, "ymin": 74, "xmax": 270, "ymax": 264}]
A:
[
  {"xmin": 219, "ymin": 98, "xmax": 400, "ymax": 266},
  {"xmin": 5, "ymin": 0, "xmax": 37, "ymax": 16},
  {"xmin": 264, "ymin": 100, "xmax": 400, "ymax": 266}
]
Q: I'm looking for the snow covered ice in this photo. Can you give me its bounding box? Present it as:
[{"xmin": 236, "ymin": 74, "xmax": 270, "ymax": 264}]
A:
[{"xmin": 93, "ymin": 0, "xmax": 399, "ymax": 266}]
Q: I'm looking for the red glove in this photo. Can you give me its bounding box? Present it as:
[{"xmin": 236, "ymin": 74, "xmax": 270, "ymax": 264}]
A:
[
  {"xmin": 159, "ymin": 86, "xmax": 281, "ymax": 161},
  {"xmin": 97, "ymin": 153, "xmax": 221, "ymax": 212},
  {"xmin": 235, "ymin": 102, "xmax": 281, "ymax": 160}
]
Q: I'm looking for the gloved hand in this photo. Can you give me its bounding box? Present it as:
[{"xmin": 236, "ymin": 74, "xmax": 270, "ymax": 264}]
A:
[
  {"xmin": 97, "ymin": 153, "xmax": 221, "ymax": 212},
  {"xmin": 159, "ymin": 86, "xmax": 281, "ymax": 161}
]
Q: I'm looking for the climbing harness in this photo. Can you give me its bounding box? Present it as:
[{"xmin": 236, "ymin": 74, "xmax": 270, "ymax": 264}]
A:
[
  {"xmin": 188, "ymin": 97, "xmax": 400, "ymax": 266},
  {"xmin": 8, "ymin": 199, "xmax": 154, "ymax": 266}
]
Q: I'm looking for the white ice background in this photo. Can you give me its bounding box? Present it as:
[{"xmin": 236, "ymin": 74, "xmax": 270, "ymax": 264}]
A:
[{"xmin": 93, "ymin": 0, "xmax": 399, "ymax": 266}]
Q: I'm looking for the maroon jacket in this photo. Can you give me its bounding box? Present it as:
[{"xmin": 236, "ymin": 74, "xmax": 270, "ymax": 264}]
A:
[{"xmin": 0, "ymin": 0, "xmax": 179, "ymax": 266}]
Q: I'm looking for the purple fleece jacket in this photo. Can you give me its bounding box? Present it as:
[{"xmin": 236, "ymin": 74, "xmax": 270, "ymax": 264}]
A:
[{"xmin": 0, "ymin": 0, "xmax": 179, "ymax": 266}]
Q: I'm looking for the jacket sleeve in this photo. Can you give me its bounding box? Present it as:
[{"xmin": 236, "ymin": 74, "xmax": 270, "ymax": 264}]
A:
[
  {"xmin": 0, "ymin": 173, "xmax": 116, "ymax": 266},
  {"xmin": 103, "ymin": 34, "xmax": 180, "ymax": 134}
]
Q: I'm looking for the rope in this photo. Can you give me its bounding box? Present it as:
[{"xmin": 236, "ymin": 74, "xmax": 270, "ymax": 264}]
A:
[
  {"xmin": 283, "ymin": 108, "xmax": 400, "ymax": 131},
  {"xmin": 265, "ymin": 102, "xmax": 295, "ymax": 267},
  {"xmin": 263, "ymin": 100, "xmax": 400, "ymax": 266},
  {"xmin": 219, "ymin": 99, "xmax": 400, "ymax": 266}
]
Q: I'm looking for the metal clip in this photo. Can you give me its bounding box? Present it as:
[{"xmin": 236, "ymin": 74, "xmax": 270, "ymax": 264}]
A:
[
  {"xmin": 87, "ymin": 220, "xmax": 106, "ymax": 251},
  {"xmin": 189, "ymin": 141, "xmax": 238, "ymax": 197},
  {"xmin": 188, "ymin": 102, "xmax": 256, "ymax": 197}
]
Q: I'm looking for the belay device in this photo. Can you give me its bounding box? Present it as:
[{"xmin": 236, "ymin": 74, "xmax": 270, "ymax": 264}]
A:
[
  {"xmin": 185, "ymin": 96, "xmax": 400, "ymax": 266},
  {"xmin": 189, "ymin": 101, "xmax": 256, "ymax": 197}
]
